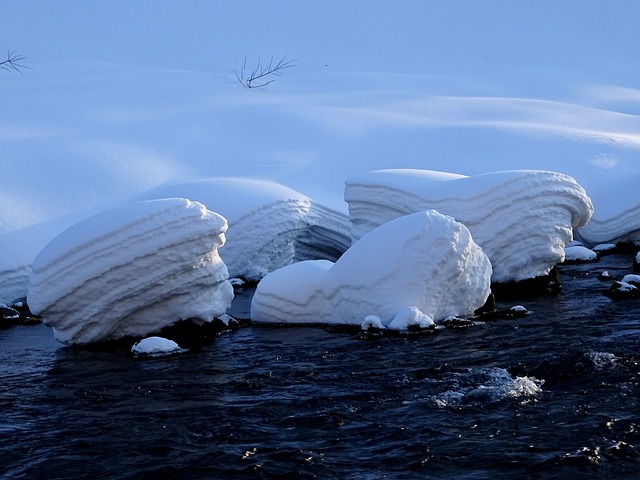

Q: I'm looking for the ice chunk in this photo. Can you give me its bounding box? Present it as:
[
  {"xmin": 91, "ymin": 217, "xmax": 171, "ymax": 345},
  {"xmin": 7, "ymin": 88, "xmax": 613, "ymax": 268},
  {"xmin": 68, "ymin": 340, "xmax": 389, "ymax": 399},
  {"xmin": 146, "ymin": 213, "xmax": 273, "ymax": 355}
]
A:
[
  {"xmin": 251, "ymin": 210, "xmax": 492, "ymax": 329},
  {"xmin": 27, "ymin": 198, "xmax": 233, "ymax": 345},
  {"xmin": 133, "ymin": 177, "xmax": 350, "ymax": 280},
  {"xmin": 345, "ymin": 169, "xmax": 594, "ymax": 283}
]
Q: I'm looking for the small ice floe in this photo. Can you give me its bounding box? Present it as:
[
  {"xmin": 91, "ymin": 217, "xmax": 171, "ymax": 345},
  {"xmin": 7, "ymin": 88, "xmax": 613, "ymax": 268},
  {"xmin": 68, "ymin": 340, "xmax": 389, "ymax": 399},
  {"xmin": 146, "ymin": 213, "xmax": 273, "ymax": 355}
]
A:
[
  {"xmin": 131, "ymin": 337, "xmax": 186, "ymax": 357},
  {"xmin": 252, "ymin": 210, "xmax": 492, "ymax": 330},
  {"xmin": 27, "ymin": 199, "xmax": 234, "ymax": 345},
  {"xmin": 563, "ymin": 245, "xmax": 597, "ymax": 263},
  {"xmin": 346, "ymin": 169, "xmax": 593, "ymax": 283},
  {"xmin": 597, "ymin": 270, "xmax": 612, "ymax": 280}
]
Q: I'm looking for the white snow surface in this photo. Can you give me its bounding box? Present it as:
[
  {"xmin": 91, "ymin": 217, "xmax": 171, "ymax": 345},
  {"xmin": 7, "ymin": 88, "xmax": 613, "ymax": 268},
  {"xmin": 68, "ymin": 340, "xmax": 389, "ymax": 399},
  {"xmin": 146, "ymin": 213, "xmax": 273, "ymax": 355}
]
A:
[
  {"xmin": 27, "ymin": 198, "xmax": 233, "ymax": 345},
  {"xmin": 251, "ymin": 210, "xmax": 492, "ymax": 329},
  {"xmin": 3, "ymin": 2, "xmax": 640, "ymax": 306},
  {"xmin": 345, "ymin": 169, "xmax": 594, "ymax": 283}
]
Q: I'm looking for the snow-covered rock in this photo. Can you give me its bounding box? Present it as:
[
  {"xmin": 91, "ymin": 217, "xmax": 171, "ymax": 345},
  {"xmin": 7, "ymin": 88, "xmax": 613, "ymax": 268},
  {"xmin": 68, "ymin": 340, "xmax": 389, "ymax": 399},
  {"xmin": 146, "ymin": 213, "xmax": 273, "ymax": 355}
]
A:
[
  {"xmin": 27, "ymin": 198, "xmax": 233, "ymax": 345},
  {"xmin": 621, "ymin": 274, "xmax": 640, "ymax": 287},
  {"xmin": 592, "ymin": 243, "xmax": 617, "ymax": 254},
  {"xmin": 131, "ymin": 337, "xmax": 185, "ymax": 357},
  {"xmin": 345, "ymin": 169, "xmax": 594, "ymax": 283},
  {"xmin": 251, "ymin": 210, "xmax": 492, "ymax": 329},
  {"xmin": 133, "ymin": 177, "xmax": 351, "ymax": 280},
  {"xmin": 564, "ymin": 245, "xmax": 598, "ymax": 262}
]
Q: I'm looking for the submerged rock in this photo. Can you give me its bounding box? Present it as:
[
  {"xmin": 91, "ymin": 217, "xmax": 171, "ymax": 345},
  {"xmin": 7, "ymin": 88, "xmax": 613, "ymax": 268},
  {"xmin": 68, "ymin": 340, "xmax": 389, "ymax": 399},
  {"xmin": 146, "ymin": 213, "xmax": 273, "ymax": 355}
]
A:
[{"xmin": 28, "ymin": 198, "xmax": 233, "ymax": 345}]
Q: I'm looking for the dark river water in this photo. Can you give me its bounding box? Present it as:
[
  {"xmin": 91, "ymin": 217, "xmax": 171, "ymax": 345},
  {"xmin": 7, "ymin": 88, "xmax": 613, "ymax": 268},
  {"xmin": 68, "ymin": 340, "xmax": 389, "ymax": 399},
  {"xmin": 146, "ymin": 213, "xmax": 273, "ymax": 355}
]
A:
[{"xmin": 1, "ymin": 253, "xmax": 639, "ymax": 479}]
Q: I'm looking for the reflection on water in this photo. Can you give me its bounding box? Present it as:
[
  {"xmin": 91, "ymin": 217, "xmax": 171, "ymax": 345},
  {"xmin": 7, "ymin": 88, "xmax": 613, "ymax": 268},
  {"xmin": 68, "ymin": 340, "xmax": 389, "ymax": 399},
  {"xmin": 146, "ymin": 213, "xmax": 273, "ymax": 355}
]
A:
[{"xmin": 1, "ymin": 254, "xmax": 640, "ymax": 479}]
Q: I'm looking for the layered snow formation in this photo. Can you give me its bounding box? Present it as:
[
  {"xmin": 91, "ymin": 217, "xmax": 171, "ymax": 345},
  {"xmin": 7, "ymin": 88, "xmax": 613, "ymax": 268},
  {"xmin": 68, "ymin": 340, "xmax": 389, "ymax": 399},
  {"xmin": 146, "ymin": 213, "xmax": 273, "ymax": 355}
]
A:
[
  {"xmin": 134, "ymin": 177, "xmax": 351, "ymax": 280},
  {"xmin": 27, "ymin": 199, "xmax": 233, "ymax": 345},
  {"xmin": 575, "ymin": 205, "xmax": 640, "ymax": 246},
  {"xmin": 345, "ymin": 169, "xmax": 594, "ymax": 283},
  {"xmin": 251, "ymin": 210, "xmax": 492, "ymax": 330}
]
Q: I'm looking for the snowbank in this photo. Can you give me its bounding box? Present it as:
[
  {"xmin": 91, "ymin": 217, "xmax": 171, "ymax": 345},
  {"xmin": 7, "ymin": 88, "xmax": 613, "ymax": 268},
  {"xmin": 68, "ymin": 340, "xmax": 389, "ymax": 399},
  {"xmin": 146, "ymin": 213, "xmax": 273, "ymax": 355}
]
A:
[
  {"xmin": 345, "ymin": 169, "xmax": 594, "ymax": 283},
  {"xmin": 27, "ymin": 198, "xmax": 233, "ymax": 345},
  {"xmin": 251, "ymin": 210, "xmax": 492, "ymax": 329},
  {"xmin": 0, "ymin": 177, "xmax": 350, "ymax": 305},
  {"xmin": 132, "ymin": 177, "xmax": 351, "ymax": 280}
]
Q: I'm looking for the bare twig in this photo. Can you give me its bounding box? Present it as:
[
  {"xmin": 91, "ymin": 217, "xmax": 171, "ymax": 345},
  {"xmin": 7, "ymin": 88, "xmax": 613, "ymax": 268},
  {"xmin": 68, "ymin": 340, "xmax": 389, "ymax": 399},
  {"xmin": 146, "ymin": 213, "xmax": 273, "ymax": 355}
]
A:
[
  {"xmin": 0, "ymin": 51, "xmax": 29, "ymax": 74},
  {"xmin": 235, "ymin": 55, "xmax": 295, "ymax": 89}
]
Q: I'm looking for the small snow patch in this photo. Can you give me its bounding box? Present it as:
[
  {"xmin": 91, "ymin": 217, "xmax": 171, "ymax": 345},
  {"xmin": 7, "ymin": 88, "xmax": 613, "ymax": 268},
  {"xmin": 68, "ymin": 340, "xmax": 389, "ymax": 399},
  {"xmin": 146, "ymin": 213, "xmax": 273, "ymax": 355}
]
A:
[
  {"xmin": 387, "ymin": 306, "xmax": 435, "ymax": 331},
  {"xmin": 593, "ymin": 243, "xmax": 617, "ymax": 253},
  {"xmin": 361, "ymin": 315, "xmax": 385, "ymax": 331},
  {"xmin": 131, "ymin": 336, "xmax": 186, "ymax": 357},
  {"xmin": 621, "ymin": 274, "xmax": 640, "ymax": 287},
  {"xmin": 564, "ymin": 245, "xmax": 597, "ymax": 262}
]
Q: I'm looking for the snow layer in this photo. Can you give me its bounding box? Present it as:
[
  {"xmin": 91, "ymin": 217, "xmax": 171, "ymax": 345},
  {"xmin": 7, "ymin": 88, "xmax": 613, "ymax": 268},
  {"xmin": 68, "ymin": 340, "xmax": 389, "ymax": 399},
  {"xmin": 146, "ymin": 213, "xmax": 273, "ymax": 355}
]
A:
[
  {"xmin": 27, "ymin": 199, "xmax": 233, "ymax": 345},
  {"xmin": 251, "ymin": 210, "xmax": 492, "ymax": 329},
  {"xmin": 345, "ymin": 169, "xmax": 594, "ymax": 283},
  {"xmin": 133, "ymin": 177, "xmax": 350, "ymax": 280}
]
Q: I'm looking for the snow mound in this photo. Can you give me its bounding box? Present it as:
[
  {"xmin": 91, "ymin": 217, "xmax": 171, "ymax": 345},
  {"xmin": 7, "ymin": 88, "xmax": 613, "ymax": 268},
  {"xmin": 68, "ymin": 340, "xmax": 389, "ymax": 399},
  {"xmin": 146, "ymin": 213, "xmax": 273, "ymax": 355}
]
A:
[
  {"xmin": 564, "ymin": 245, "xmax": 597, "ymax": 262},
  {"xmin": 27, "ymin": 198, "xmax": 233, "ymax": 345},
  {"xmin": 133, "ymin": 177, "xmax": 350, "ymax": 280},
  {"xmin": 251, "ymin": 210, "xmax": 492, "ymax": 329},
  {"xmin": 345, "ymin": 169, "xmax": 594, "ymax": 283},
  {"xmin": 131, "ymin": 337, "xmax": 185, "ymax": 357}
]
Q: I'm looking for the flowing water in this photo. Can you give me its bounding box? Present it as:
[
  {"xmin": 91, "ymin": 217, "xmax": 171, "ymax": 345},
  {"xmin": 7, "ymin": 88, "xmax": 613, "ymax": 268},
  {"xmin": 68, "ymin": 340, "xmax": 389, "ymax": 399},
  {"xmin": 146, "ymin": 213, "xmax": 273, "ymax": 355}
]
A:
[{"xmin": 1, "ymin": 253, "xmax": 639, "ymax": 479}]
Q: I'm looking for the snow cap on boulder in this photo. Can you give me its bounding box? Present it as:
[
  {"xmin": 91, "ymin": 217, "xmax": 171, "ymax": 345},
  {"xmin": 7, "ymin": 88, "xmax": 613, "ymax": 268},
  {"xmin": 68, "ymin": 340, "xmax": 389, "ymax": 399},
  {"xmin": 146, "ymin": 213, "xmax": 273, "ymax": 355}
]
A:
[
  {"xmin": 28, "ymin": 198, "xmax": 233, "ymax": 345},
  {"xmin": 251, "ymin": 210, "xmax": 492, "ymax": 329},
  {"xmin": 345, "ymin": 169, "xmax": 594, "ymax": 283}
]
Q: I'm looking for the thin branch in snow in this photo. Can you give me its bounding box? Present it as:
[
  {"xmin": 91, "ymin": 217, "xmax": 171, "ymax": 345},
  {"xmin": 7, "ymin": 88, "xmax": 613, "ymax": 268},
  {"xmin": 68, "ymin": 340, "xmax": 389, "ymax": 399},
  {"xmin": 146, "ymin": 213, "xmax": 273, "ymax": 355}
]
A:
[
  {"xmin": 235, "ymin": 55, "xmax": 295, "ymax": 89},
  {"xmin": 0, "ymin": 51, "xmax": 30, "ymax": 75}
]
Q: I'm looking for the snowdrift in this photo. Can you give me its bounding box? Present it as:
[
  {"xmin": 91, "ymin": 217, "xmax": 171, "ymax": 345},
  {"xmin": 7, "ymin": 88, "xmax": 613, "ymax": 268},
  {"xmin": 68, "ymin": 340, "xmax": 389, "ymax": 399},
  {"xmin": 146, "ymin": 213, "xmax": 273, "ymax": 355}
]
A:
[
  {"xmin": 251, "ymin": 210, "xmax": 492, "ymax": 329},
  {"xmin": 27, "ymin": 198, "xmax": 233, "ymax": 345},
  {"xmin": 345, "ymin": 169, "xmax": 594, "ymax": 283},
  {"xmin": 132, "ymin": 177, "xmax": 351, "ymax": 280}
]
